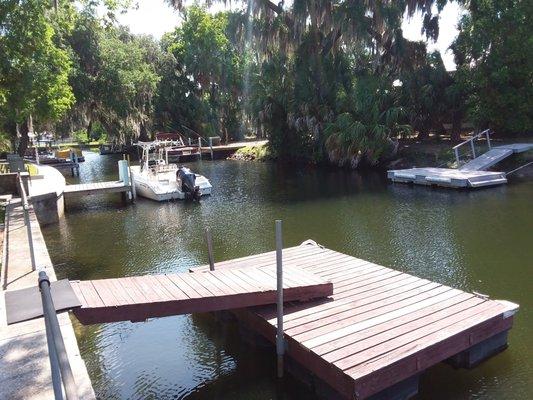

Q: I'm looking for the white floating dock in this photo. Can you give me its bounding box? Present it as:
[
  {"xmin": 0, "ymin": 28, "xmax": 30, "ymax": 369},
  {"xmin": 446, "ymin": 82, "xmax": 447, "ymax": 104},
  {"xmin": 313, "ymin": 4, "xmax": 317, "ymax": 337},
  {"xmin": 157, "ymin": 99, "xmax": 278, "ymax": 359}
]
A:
[
  {"xmin": 387, "ymin": 168, "xmax": 507, "ymax": 188},
  {"xmin": 389, "ymin": 142, "xmax": 533, "ymax": 189}
]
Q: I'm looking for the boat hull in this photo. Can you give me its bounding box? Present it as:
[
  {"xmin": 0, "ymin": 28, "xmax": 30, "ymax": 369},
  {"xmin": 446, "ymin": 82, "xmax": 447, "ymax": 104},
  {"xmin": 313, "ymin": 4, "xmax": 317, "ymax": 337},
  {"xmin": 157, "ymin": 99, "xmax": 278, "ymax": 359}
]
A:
[{"xmin": 131, "ymin": 166, "xmax": 212, "ymax": 202}]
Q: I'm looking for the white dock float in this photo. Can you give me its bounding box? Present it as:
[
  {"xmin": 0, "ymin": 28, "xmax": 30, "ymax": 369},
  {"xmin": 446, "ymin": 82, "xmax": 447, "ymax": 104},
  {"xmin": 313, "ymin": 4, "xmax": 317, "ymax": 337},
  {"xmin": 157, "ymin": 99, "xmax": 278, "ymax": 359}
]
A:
[
  {"xmin": 387, "ymin": 168, "xmax": 507, "ymax": 188},
  {"xmin": 389, "ymin": 134, "xmax": 532, "ymax": 189}
]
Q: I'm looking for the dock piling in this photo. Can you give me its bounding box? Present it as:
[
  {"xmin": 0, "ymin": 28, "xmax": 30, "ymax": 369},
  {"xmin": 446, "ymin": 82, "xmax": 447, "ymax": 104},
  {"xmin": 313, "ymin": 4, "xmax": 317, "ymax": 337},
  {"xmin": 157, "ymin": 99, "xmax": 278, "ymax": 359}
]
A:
[
  {"xmin": 205, "ymin": 228, "xmax": 215, "ymax": 271},
  {"xmin": 275, "ymin": 219, "xmax": 284, "ymax": 378}
]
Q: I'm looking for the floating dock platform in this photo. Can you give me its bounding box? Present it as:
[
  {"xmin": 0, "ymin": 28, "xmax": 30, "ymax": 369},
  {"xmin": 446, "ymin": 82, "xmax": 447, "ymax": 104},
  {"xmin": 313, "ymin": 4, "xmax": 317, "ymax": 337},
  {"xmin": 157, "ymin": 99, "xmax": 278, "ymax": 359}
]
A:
[
  {"xmin": 387, "ymin": 167, "xmax": 507, "ymax": 188},
  {"xmin": 389, "ymin": 142, "xmax": 533, "ymax": 189},
  {"xmin": 192, "ymin": 242, "xmax": 519, "ymax": 400}
]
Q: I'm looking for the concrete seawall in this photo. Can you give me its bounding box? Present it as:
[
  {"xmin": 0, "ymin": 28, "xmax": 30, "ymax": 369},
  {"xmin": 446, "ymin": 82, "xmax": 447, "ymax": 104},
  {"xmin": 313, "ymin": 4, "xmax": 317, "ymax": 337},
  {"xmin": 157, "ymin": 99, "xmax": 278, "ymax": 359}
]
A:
[
  {"xmin": 0, "ymin": 199, "xmax": 94, "ymax": 399},
  {"xmin": 27, "ymin": 165, "xmax": 66, "ymax": 226}
]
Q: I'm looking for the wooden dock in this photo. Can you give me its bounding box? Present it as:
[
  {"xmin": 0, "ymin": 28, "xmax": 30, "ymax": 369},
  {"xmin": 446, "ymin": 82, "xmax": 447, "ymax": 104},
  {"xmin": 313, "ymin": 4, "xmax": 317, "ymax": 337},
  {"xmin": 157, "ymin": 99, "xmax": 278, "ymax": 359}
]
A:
[
  {"xmin": 63, "ymin": 180, "xmax": 131, "ymax": 198},
  {"xmin": 70, "ymin": 265, "xmax": 333, "ymax": 325},
  {"xmin": 192, "ymin": 242, "xmax": 519, "ymax": 399}
]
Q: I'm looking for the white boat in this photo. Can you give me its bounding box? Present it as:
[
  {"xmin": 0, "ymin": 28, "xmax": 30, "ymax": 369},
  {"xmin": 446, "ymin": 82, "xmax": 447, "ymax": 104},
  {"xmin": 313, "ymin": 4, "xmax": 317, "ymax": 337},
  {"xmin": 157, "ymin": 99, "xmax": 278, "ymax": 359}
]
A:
[{"xmin": 131, "ymin": 141, "xmax": 212, "ymax": 201}]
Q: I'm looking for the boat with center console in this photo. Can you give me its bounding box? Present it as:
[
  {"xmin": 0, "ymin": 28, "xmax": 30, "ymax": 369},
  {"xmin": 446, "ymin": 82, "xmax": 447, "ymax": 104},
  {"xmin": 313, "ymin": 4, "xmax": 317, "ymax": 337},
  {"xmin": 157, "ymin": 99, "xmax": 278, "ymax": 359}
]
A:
[{"xmin": 130, "ymin": 140, "xmax": 212, "ymax": 201}]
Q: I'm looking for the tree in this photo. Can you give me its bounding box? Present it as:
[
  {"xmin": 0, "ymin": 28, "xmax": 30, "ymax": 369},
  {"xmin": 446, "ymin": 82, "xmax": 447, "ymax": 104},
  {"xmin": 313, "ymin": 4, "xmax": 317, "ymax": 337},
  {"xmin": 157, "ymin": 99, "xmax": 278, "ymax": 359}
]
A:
[
  {"xmin": 401, "ymin": 51, "xmax": 454, "ymax": 140},
  {"xmin": 452, "ymin": 0, "xmax": 533, "ymax": 135},
  {"xmin": 165, "ymin": 0, "xmax": 449, "ymax": 166},
  {"xmin": 158, "ymin": 7, "xmax": 243, "ymax": 142},
  {"xmin": 0, "ymin": 0, "xmax": 74, "ymax": 154}
]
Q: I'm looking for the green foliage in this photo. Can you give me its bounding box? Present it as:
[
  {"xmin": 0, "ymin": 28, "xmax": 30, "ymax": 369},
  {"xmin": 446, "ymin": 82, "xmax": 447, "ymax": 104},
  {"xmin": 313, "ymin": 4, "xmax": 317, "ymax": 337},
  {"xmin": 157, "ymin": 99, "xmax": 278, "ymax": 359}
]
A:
[
  {"xmin": 0, "ymin": 0, "xmax": 74, "ymax": 152},
  {"xmin": 324, "ymin": 75, "xmax": 411, "ymax": 167},
  {"xmin": 233, "ymin": 144, "xmax": 271, "ymax": 161},
  {"xmin": 453, "ymin": 0, "xmax": 533, "ymax": 135},
  {"xmin": 156, "ymin": 6, "xmax": 243, "ymax": 142}
]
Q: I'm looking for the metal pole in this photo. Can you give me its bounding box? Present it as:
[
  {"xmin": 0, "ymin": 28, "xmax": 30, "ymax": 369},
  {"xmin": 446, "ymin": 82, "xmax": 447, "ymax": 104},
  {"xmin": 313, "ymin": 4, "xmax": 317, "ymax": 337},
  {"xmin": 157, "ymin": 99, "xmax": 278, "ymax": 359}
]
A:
[
  {"xmin": 205, "ymin": 228, "xmax": 215, "ymax": 271},
  {"xmin": 39, "ymin": 272, "xmax": 79, "ymax": 400},
  {"xmin": 17, "ymin": 174, "xmax": 36, "ymax": 271},
  {"xmin": 470, "ymin": 139, "xmax": 476, "ymax": 159},
  {"xmin": 454, "ymin": 148, "xmax": 459, "ymax": 165},
  {"xmin": 44, "ymin": 311, "xmax": 64, "ymax": 400},
  {"xmin": 275, "ymin": 220, "xmax": 284, "ymax": 378},
  {"xmin": 23, "ymin": 206, "xmax": 36, "ymax": 271},
  {"xmin": 486, "ymin": 130, "xmax": 492, "ymax": 150}
]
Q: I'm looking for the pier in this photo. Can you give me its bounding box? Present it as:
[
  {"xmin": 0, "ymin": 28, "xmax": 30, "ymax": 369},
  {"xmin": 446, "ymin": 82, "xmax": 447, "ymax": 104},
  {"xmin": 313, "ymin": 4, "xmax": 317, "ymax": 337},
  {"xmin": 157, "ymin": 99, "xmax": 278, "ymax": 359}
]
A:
[
  {"xmin": 0, "ymin": 174, "xmax": 521, "ymax": 399},
  {"xmin": 63, "ymin": 180, "xmax": 132, "ymax": 198},
  {"xmin": 192, "ymin": 242, "xmax": 519, "ymax": 399},
  {"xmin": 388, "ymin": 130, "xmax": 533, "ymax": 188},
  {"xmin": 63, "ymin": 159, "xmax": 135, "ymax": 203}
]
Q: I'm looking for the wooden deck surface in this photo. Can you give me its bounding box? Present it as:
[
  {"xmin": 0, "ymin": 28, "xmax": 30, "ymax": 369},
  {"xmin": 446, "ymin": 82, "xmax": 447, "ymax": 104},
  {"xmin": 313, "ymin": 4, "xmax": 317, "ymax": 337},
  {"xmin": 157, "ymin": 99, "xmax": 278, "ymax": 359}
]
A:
[
  {"xmin": 70, "ymin": 265, "xmax": 333, "ymax": 324},
  {"xmin": 63, "ymin": 181, "xmax": 130, "ymax": 197},
  {"xmin": 192, "ymin": 242, "xmax": 518, "ymax": 399}
]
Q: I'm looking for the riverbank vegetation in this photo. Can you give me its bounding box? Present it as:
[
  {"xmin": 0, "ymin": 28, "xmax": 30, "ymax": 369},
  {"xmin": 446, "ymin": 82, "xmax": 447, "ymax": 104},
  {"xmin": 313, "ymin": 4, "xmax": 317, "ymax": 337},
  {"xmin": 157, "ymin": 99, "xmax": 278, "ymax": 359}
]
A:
[{"xmin": 1, "ymin": 0, "xmax": 531, "ymax": 168}]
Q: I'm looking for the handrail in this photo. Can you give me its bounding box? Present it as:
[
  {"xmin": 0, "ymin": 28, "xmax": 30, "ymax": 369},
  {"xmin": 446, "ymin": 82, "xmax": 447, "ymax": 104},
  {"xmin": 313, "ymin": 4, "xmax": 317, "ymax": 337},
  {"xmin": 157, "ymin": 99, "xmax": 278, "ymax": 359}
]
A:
[
  {"xmin": 38, "ymin": 272, "xmax": 79, "ymax": 400},
  {"xmin": 452, "ymin": 129, "xmax": 492, "ymax": 165},
  {"xmin": 16, "ymin": 173, "xmax": 36, "ymax": 271}
]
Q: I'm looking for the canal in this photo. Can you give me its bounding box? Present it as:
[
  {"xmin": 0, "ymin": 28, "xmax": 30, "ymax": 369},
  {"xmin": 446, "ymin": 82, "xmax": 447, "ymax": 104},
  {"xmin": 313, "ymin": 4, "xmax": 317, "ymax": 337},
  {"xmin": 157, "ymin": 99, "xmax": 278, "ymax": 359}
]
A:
[{"xmin": 42, "ymin": 151, "xmax": 533, "ymax": 399}]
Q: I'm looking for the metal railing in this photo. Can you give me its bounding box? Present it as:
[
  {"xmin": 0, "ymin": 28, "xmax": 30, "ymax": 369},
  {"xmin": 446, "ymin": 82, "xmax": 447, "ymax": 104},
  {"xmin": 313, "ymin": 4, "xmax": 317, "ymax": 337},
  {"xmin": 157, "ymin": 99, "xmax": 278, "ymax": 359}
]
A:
[
  {"xmin": 16, "ymin": 173, "xmax": 36, "ymax": 271},
  {"xmin": 452, "ymin": 129, "xmax": 492, "ymax": 165},
  {"xmin": 38, "ymin": 272, "xmax": 79, "ymax": 400}
]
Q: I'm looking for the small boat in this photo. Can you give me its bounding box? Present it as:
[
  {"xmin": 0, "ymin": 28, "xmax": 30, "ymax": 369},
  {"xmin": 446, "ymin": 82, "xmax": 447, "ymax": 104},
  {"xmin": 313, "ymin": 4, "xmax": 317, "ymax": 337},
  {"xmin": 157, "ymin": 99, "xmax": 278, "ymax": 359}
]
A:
[{"xmin": 130, "ymin": 140, "xmax": 212, "ymax": 201}]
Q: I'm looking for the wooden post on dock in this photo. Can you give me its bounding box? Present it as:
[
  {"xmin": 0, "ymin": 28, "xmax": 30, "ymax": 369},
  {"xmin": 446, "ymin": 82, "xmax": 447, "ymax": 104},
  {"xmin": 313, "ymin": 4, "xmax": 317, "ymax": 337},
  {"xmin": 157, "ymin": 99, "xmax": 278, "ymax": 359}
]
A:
[
  {"xmin": 205, "ymin": 228, "xmax": 215, "ymax": 271},
  {"xmin": 275, "ymin": 219, "xmax": 284, "ymax": 378}
]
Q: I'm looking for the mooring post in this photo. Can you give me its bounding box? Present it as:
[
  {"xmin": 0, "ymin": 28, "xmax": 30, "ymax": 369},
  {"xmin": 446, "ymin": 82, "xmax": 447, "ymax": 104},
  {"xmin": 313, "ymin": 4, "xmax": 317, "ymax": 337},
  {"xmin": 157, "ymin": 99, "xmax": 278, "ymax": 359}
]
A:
[
  {"xmin": 205, "ymin": 228, "xmax": 215, "ymax": 271},
  {"xmin": 275, "ymin": 219, "xmax": 284, "ymax": 378}
]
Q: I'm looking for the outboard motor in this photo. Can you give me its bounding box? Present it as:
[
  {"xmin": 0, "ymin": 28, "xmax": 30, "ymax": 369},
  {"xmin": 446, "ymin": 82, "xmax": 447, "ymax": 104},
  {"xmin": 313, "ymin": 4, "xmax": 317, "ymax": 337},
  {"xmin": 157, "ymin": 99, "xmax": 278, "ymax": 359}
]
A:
[{"xmin": 177, "ymin": 167, "xmax": 201, "ymax": 201}]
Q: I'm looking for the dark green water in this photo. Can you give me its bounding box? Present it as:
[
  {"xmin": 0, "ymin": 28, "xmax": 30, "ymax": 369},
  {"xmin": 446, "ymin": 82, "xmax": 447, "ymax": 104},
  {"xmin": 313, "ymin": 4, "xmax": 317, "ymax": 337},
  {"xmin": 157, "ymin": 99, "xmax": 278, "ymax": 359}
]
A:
[{"xmin": 43, "ymin": 151, "xmax": 533, "ymax": 400}]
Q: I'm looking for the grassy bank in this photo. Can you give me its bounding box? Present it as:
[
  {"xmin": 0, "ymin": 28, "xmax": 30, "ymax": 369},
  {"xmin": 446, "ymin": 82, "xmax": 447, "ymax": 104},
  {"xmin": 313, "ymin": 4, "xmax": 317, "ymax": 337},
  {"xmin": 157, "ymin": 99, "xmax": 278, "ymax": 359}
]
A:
[{"xmin": 230, "ymin": 144, "xmax": 271, "ymax": 161}]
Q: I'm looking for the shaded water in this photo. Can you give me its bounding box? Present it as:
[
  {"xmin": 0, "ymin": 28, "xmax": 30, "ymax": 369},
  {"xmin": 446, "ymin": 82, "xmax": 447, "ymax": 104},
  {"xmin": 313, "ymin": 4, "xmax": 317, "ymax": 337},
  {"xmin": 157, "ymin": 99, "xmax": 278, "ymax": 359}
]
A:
[{"xmin": 43, "ymin": 151, "xmax": 533, "ymax": 399}]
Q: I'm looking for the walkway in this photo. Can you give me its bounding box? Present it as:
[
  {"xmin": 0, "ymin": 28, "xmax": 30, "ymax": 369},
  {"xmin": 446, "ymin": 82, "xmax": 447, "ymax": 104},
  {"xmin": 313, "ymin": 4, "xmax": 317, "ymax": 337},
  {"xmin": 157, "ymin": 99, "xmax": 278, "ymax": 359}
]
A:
[
  {"xmin": 71, "ymin": 266, "xmax": 332, "ymax": 324},
  {"xmin": 459, "ymin": 143, "xmax": 533, "ymax": 171},
  {"xmin": 63, "ymin": 180, "xmax": 131, "ymax": 198},
  {"xmin": 0, "ymin": 200, "xmax": 94, "ymax": 399}
]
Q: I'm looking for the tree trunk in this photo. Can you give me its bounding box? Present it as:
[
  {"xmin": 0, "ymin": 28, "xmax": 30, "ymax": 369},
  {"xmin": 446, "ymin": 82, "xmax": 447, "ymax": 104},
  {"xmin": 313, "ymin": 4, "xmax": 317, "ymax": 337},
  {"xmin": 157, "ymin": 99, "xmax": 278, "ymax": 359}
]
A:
[
  {"xmin": 86, "ymin": 119, "xmax": 93, "ymax": 141},
  {"xmin": 417, "ymin": 130, "xmax": 429, "ymax": 141},
  {"xmin": 17, "ymin": 119, "xmax": 30, "ymax": 156},
  {"xmin": 139, "ymin": 120, "xmax": 149, "ymax": 142}
]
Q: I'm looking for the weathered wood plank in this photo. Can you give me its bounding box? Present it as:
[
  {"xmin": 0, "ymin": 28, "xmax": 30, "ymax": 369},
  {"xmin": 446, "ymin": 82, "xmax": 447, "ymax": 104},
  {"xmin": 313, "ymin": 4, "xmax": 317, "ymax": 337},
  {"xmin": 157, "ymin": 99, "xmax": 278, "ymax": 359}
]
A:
[{"xmin": 72, "ymin": 266, "xmax": 333, "ymax": 324}]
